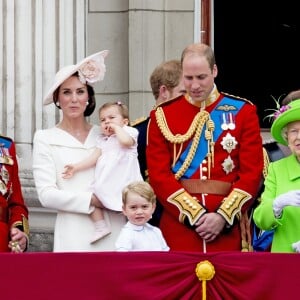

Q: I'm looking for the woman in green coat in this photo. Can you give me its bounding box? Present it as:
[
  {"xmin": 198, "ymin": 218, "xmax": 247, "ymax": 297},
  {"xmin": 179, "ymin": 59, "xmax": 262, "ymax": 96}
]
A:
[{"xmin": 253, "ymin": 99, "xmax": 300, "ymax": 253}]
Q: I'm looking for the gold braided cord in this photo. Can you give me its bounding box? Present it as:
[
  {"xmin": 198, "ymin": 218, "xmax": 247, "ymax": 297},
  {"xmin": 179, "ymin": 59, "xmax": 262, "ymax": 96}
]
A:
[
  {"xmin": 155, "ymin": 107, "xmax": 215, "ymax": 180},
  {"xmin": 207, "ymin": 119, "xmax": 215, "ymax": 169},
  {"xmin": 262, "ymin": 147, "xmax": 270, "ymax": 179},
  {"xmin": 174, "ymin": 115, "xmax": 206, "ymax": 179},
  {"xmin": 155, "ymin": 107, "xmax": 210, "ymax": 143},
  {"xmin": 172, "ymin": 143, "xmax": 183, "ymax": 168}
]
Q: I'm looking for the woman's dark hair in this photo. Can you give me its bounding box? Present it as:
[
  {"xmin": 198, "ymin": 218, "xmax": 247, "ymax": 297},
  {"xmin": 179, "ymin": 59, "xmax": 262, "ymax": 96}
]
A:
[
  {"xmin": 53, "ymin": 72, "xmax": 96, "ymax": 117},
  {"xmin": 85, "ymin": 85, "xmax": 96, "ymax": 117}
]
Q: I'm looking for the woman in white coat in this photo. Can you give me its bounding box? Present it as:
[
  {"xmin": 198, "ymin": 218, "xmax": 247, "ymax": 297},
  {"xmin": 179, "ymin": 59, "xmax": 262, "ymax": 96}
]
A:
[{"xmin": 33, "ymin": 51, "xmax": 126, "ymax": 252}]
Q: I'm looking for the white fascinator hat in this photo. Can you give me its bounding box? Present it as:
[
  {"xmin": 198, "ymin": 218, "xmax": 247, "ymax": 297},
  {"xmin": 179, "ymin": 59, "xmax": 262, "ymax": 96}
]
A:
[{"xmin": 43, "ymin": 50, "xmax": 109, "ymax": 105}]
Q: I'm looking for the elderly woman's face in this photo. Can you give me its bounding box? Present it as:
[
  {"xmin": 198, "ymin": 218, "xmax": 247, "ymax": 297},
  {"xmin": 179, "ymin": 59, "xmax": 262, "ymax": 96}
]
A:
[{"xmin": 286, "ymin": 120, "xmax": 300, "ymax": 159}]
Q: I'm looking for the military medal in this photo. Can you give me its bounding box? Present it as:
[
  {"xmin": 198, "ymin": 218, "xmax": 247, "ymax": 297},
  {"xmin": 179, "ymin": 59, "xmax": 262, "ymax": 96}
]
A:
[
  {"xmin": 0, "ymin": 143, "xmax": 13, "ymax": 165},
  {"xmin": 221, "ymin": 113, "xmax": 228, "ymax": 130},
  {"xmin": 1, "ymin": 165, "xmax": 9, "ymax": 184},
  {"xmin": 228, "ymin": 113, "xmax": 236, "ymax": 130},
  {"xmin": 0, "ymin": 179, "xmax": 7, "ymax": 195}
]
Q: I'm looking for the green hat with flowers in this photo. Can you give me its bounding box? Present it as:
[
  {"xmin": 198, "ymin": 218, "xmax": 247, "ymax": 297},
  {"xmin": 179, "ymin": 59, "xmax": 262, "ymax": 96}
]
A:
[{"xmin": 270, "ymin": 99, "xmax": 300, "ymax": 145}]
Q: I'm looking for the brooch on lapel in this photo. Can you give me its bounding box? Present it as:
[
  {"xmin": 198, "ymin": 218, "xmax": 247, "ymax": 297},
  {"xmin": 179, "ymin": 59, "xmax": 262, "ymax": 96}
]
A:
[
  {"xmin": 222, "ymin": 156, "xmax": 235, "ymax": 174},
  {"xmin": 221, "ymin": 133, "xmax": 238, "ymax": 153}
]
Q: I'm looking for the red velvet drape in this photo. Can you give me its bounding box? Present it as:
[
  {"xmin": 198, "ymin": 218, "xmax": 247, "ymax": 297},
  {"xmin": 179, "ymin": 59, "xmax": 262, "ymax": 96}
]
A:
[{"xmin": 1, "ymin": 251, "xmax": 298, "ymax": 299}]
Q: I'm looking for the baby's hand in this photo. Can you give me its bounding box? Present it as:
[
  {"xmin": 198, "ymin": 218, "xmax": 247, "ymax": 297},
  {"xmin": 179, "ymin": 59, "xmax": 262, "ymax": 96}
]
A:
[
  {"xmin": 108, "ymin": 123, "xmax": 119, "ymax": 133},
  {"xmin": 62, "ymin": 165, "xmax": 75, "ymax": 179}
]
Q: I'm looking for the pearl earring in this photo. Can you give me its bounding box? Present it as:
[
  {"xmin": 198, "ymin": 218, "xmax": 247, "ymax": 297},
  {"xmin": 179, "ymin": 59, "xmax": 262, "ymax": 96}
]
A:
[
  {"xmin": 86, "ymin": 101, "xmax": 89, "ymax": 106},
  {"xmin": 56, "ymin": 101, "xmax": 60, "ymax": 106}
]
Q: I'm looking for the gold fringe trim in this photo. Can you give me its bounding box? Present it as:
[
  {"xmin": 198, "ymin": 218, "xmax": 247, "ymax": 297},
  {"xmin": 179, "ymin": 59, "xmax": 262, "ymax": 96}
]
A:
[{"xmin": 262, "ymin": 146, "xmax": 270, "ymax": 179}]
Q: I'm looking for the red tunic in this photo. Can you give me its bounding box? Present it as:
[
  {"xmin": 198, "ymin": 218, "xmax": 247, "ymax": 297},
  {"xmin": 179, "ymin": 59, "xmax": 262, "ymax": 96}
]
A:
[
  {"xmin": 0, "ymin": 136, "xmax": 29, "ymax": 252},
  {"xmin": 146, "ymin": 93, "xmax": 263, "ymax": 252}
]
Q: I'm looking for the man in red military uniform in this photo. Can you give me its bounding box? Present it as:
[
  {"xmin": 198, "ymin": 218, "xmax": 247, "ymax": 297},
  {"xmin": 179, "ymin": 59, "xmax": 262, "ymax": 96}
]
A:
[
  {"xmin": 0, "ymin": 135, "xmax": 29, "ymax": 252},
  {"xmin": 146, "ymin": 43, "xmax": 263, "ymax": 252}
]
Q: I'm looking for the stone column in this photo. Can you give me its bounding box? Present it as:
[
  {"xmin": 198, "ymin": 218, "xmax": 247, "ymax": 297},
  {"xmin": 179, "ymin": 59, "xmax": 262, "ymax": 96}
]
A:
[{"xmin": 0, "ymin": 0, "xmax": 86, "ymax": 251}]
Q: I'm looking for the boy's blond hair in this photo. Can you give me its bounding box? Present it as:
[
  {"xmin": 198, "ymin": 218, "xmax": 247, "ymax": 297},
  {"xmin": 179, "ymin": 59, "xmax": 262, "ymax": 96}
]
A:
[{"xmin": 122, "ymin": 181, "xmax": 156, "ymax": 205}]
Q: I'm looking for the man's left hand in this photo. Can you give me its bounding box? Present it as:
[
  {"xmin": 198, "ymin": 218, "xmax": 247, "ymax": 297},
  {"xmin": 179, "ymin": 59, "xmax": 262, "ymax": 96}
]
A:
[
  {"xmin": 8, "ymin": 228, "xmax": 27, "ymax": 253},
  {"xmin": 195, "ymin": 212, "xmax": 226, "ymax": 242}
]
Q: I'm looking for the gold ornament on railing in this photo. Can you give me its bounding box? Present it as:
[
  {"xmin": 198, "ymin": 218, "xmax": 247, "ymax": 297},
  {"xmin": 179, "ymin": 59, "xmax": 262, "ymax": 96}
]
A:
[{"xmin": 195, "ymin": 260, "xmax": 215, "ymax": 300}]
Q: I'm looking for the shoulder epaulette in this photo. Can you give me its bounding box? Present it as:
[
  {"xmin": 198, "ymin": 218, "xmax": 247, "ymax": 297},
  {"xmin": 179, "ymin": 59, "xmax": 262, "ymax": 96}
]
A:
[
  {"xmin": 131, "ymin": 116, "xmax": 148, "ymax": 127},
  {"xmin": 222, "ymin": 92, "xmax": 254, "ymax": 105},
  {"xmin": 155, "ymin": 94, "xmax": 183, "ymax": 109}
]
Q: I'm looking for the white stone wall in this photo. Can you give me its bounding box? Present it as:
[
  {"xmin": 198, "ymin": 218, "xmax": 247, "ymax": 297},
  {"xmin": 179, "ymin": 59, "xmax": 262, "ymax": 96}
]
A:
[{"xmin": 86, "ymin": 0, "xmax": 194, "ymax": 124}]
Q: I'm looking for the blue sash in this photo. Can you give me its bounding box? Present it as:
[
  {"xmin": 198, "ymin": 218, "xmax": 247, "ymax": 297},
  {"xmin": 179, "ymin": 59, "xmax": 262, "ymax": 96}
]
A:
[
  {"xmin": 172, "ymin": 96, "xmax": 245, "ymax": 178},
  {"xmin": 0, "ymin": 137, "xmax": 12, "ymax": 148},
  {"xmin": 0, "ymin": 137, "xmax": 13, "ymax": 167}
]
